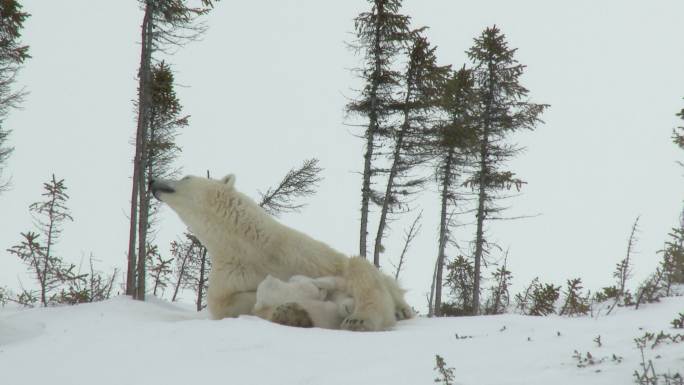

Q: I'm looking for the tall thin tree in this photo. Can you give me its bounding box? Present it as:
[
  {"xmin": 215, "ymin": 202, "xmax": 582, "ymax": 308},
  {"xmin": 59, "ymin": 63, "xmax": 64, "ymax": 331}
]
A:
[
  {"xmin": 464, "ymin": 26, "xmax": 547, "ymax": 315},
  {"xmin": 432, "ymin": 67, "xmax": 478, "ymax": 316},
  {"xmin": 347, "ymin": 0, "xmax": 411, "ymax": 259},
  {"xmin": 372, "ymin": 31, "xmax": 449, "ymax": 267},
  {"xmin": 127, "ymin": 0, "xmax": 217, "ymax": 300},
  {"xmin": 0, "ymin": 0, "xmax": 29, "ymax": 192}
]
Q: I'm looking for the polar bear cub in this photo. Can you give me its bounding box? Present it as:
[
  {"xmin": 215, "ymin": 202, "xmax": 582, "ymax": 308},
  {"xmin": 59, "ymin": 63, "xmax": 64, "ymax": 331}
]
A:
[{"xmin": 254, "ymin": 275, "xmax": 354, "ymax": 329}]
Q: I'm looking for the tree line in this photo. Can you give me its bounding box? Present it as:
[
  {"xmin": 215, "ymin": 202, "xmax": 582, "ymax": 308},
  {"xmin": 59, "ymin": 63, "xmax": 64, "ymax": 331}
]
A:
[{"xmin": 346, "ymin": 0, "xmax": 547, "ymax": 316}]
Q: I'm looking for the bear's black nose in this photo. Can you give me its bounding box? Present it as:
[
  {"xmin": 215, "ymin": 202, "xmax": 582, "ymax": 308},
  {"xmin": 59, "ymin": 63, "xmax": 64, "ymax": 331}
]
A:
[{"xmin": 150, "ymin": 179, "xmax": 175, "ymax": 200}]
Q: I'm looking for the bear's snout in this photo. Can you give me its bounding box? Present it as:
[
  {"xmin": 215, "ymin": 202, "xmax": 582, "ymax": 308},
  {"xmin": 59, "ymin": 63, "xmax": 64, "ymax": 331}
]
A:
[{"xmin": 150, "ymin": 179, "xmax": 175, "ymax": 200}]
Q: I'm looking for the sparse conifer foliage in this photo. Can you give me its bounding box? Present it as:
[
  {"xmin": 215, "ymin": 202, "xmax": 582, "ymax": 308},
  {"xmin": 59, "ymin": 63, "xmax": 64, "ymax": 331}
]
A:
[
  {"xmin": 347, "ymin": 0, "xmax": 412, "ymax": 260},
  {"xmin": 559, "ymin": 278, "xmax": 590, "ymax": 316},
  {"xmin": 372, "ymin": 31, "xmax": 449, "ymax": 267},
  {"xmin": 463, "ymin": 26, "xmax": 548, "ymax": 315},
  {"xmin": 7, "ymin": 175, "xmax": 86, "ymax": 307},
  {"xmin": 484, "ymin": 258, "xmax": 513, "ymax": 315},
  {"xmin": 258, "ymin": 158, "xmax": 323, "ymax": 217},
  {"xmin": 441, "ymin": 256, "xmax": 474, "ymax": 316},
  {"xmin": 0, "ymin": 0, "xmax": 29, "ymax": 192},
  {"xmin": 434, "ymin": 355, "xmax": 456, "ymax": 385}
]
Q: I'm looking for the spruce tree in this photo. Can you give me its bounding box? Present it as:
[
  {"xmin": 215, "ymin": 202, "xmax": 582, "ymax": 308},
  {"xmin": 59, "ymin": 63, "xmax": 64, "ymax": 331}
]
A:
[
  {"xmin": 661, "ymin": 227, "xmax": 684, "ymax": 294},
  {"xmin": 146, "ymin": 244, "xmax": 174, "ymax": 297},
  {"xmin": 0, "ymin": 0, "xmax": 29, "ymax": 192},
  {"xmin": 432, "ymin": 67, "xmax": 478, "ymax": 316},
  {"xmin": 127, "ymin": 0, "xmax": 218, "ymax": 300},
  {"xmin": 607, "ymin": 216, "xmax": 639, "ymax": 314},
  {"xmin": 7, "ymin": 175, "xmax": 85, "ymax": 307},
  {"xmin": 441, "ymin": 255, "xmax": 474, "ymax": 316},
  {"xmin": 464, "ymin": 26, "xmax": 548, "ymax": 314},
  {"xmin": 136, "ymin": 61, "xmax": 188, "ymax": 300},
  {"xmin": 346, "ymin": 0, "xmax": 411, "ymax": 259},
  {"xmin": 484, "ymin": 257, "xmax": 513, "ymax": 315},
  {"xmin": 674, "ymin": 105, "xmax": 684, "ymax": 152},
  {"xmin": 558, "ymin": 278, "xmax": 590, "ymax": 316},
  {"xmin": 372, "ymin": 31, "xmax": 450, "ymax": 267}
]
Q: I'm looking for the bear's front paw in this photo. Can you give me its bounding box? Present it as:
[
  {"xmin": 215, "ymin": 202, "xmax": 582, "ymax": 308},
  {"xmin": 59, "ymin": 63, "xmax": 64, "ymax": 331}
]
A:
[
  {"xmin": 270, "ymin": 302, "xmax": 314, "ymax": 328},
  {"xmin": 341, "ymin": 314, "xmax": 378, "ymax": 332},
  {"xmin": 395, "ymin": 305, "xmax": 414, "ymax": 321}
]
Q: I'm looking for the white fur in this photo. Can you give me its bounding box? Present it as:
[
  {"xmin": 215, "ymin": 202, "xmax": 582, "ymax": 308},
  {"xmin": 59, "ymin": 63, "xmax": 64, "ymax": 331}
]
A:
[
  {"xmin": 154, "ymin": 174, "xmax": 413, "ymax": 331},
  {"xmin": 254, "ymin": 275, "xmax": 353, "ymax": 329}
]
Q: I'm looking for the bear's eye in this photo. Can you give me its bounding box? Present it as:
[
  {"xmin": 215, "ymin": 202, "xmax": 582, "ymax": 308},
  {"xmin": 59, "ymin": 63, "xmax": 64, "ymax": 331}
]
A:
[{"xmin": 181, "ymin": 176, "xmax": 190, "ymax": 181}]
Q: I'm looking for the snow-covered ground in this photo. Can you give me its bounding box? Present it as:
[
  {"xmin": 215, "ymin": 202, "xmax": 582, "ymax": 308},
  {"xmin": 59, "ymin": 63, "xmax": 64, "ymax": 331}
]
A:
[{"xmin": 1, "ymin": 296, "xmax": 682, "ymax": 385}]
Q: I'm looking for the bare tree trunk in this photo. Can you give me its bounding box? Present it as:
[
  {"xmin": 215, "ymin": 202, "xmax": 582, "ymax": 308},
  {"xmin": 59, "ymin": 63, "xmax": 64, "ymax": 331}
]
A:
[
  {"xmin": 197, "ymin": 245, "xmax": 208, "ymax": 311},
  {"xmin": 360, "ymin": 119, "xmax": 375, "ymax": 260},
  {"xmin": 607, "ymin": 216, "xmax": 639, "ymax": 315},
  {"xmin": 373, "ymin": 125, "xmax": 406, "ymax": 267},
  {"xmin": 40, "ymin": 185, "xmax": 57, "ymax": 307},
  {"xmin": 373, "ymin": 72, "xmax": 413, "ymax": 266},
  {"xmin": 472, "ymin": 134, "xmax": 488, "ymax": 316},
  {"xmin": 472, "ymin": 63, "xmax": 495, "ymax": 316},
  {"xmin": 428, "ymin": 253, "xmax": 439, "ymax": 317},
  {"xmin": 359, "ymin": 1, "xmax": 385, "ymax": 260},
  {"xmin": 126, "ymin": 5, "xmax": 154, "ymax": 297},
  {"xmin": 394, "ymin": 211, "xmax": 421, "ymax": 281},
  {"xmin": 136, "ymin": 148, "xmax": 148, "ymax": 300},
  {"xmin": 131, "ymin": 2, "xmax": 154, "ymax": 301},
  {"xmin": 171, "ymin": 249, "xmax": 190, "ymax": 302},
  {"xmin": 435, "ymin": 149, "xmax": 454, "ymax": 316}
]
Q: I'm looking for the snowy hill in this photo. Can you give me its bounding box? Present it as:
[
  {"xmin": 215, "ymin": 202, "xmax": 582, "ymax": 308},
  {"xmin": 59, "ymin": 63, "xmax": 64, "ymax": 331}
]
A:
[{"xmin": 1, "ymin": 296, "xmax": 682, "ymax": 385}]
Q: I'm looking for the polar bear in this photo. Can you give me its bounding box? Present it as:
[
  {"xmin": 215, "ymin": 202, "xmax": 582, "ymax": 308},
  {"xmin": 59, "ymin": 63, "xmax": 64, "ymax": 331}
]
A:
[
  {"xmin": 151, "ymin": 174, "xmax": 412, "ymax": 331},
  {"xmin": 254, "ymin": 275, "xmax": 354, "ymax": 329}
]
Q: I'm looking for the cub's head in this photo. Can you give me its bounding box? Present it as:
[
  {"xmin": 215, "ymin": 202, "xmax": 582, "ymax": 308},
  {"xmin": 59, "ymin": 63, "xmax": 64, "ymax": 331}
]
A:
[{"xmin": 150, "ymin": 174, "xmax": 236, "ymax": 230}]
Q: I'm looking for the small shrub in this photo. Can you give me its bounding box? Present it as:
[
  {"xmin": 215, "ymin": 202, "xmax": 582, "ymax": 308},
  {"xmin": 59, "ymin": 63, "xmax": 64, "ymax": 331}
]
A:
[
  {"xmin": 529, "ymin": 282, "xmax": 561, "ymax": 316},
  {"xmin": 559, "ymin": 278, "xmax": 590, "ymax": 316},
  {"xmin": 633, "ymin": 336, "xmax": 683, "ymax": 385},
  {"xmin": 672, "ymin": 313, "xmax": 684, "ymax": 329},
  {"xmin": 572, "ymin": 350, "xmax": 622, "ymax": 368},
  {"xmin": 594, "ymin": 286, "xmax": 619, "ymax": 302},
  {"xmin": 440, "ymin": 301, "xmax": 473, "ymax": 317},
  {"xmin": 635, "ymin": 331, "xmax": 684, "ymax": 350},
  {"xmin": 434, "ymin": 355, "xmax": 455, "ymax": 385}
]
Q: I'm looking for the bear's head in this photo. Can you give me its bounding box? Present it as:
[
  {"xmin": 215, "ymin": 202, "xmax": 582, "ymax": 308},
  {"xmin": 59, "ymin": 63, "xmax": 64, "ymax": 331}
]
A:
[{"xmin": 150, "ymin": 174, "xmax": 237, "ymax": 238}]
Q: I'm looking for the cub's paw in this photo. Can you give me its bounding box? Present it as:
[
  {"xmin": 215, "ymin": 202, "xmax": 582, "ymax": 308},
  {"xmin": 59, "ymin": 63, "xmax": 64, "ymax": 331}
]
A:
[{"xmin": 270, "ymin": 302, "xmax": 313, "ymax": 328}]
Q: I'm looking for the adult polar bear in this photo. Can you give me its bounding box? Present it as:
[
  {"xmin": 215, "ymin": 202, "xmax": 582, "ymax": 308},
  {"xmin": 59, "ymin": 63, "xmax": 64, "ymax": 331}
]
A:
[{"xmin": 151, "ymin": 174, "xmax": 412, "ymax": 331}]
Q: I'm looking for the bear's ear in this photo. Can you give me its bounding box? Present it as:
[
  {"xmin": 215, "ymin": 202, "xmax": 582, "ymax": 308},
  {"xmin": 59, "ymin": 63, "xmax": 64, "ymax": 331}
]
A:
[{"xmin": 220, "ymin": 174, "xmax": 236, "ymax": 188}]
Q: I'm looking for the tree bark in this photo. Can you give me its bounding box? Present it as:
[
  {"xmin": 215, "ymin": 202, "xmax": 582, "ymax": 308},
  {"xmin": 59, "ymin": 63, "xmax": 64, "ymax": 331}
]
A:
[
  {"xmin": 472, "ymin": 60, "xmax": 495, "ymax": 316},
  {"xmin": 372, "ymin": 119, "xmax": 406, "ymax": 267},
  {"xmin": 171, "ymin": 248, "xmax": 189, "ymax": 302},
  {"xmin": 359, "ymin": 1, "xmax": 385, "ymax": 260},
  {"xmin": 435, "ymin": 149, "xmax": 454, "ymax": 316},
  {"xmin": 428, "ymin": 252, "xmax": 439, "ymax": 317},
  {"xmin": 129, "ymin": 2, "xmax": 154, "ymax": 300},
  {"xmin": 41, "ymin": 180, "xmax": 57, "ymax": 307},
  {"xmin": 373, "ymin": 59, "xmax": 414, "ymax": 266},
  {"xmin": 197, "ymin": 245, "xmax": 207, "ymax": 311}
]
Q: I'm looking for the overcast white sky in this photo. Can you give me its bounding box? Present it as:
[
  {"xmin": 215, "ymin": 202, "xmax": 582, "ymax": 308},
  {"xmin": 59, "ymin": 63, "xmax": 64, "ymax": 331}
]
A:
[{"xmin": 2, "ymin": 0, "xmax": 684, "ymax": 311}]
